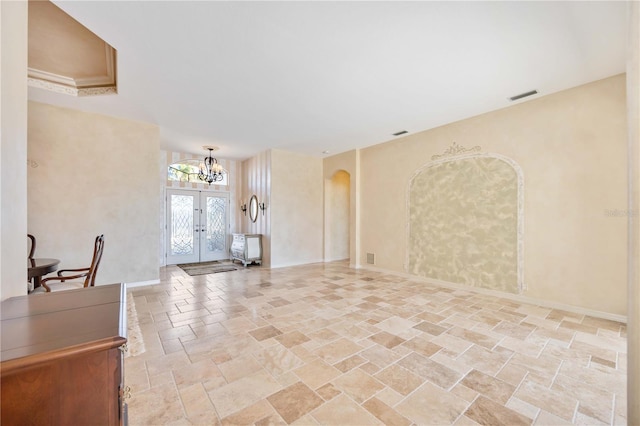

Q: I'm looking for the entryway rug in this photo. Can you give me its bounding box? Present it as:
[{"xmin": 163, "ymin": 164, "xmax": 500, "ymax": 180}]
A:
[{"xmin": 178, "ymin": 261, "xmax": 238, "ymax": 276}]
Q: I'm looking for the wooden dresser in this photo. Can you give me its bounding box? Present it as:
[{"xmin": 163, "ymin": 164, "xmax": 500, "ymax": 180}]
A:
[
  {"xmin": 230, "ymin": 233, "xmax": 262, "ymax": 266},
  {"xmin": 1, "ymin": 283, "xmax": 127, "ymax": 425}
]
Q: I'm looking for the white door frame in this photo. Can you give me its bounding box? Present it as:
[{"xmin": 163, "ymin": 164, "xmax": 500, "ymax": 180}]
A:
[{"xmin": 165, "ymin": 189, "xmax": 230, "ymax": 265}]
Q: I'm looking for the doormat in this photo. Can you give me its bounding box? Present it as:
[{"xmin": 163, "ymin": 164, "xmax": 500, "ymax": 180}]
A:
[{"xmin": 177, "ymin": 261, "xmax": 238, "ymax": 276}]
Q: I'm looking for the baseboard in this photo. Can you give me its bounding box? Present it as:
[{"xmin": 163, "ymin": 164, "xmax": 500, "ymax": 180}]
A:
[
  {"xmin": 270, "ymin": 259, "xmax": 325, "ymax": 269},
  {"xmin": 124, "ymin": 279, "xmax": 160, "ymax": 289},
  {"xmin": 324, "ymin": 257, "xmax": 349, "ymax": 263},
  {"xmin": 358, "ymin": 264, "xmax": 627, "ymax": 324}
]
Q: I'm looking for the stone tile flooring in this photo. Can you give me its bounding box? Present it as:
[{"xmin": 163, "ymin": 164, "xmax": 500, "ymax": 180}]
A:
[{"xmin": 125, "ymin": 262, "xmax": 627, "ymax": 425}]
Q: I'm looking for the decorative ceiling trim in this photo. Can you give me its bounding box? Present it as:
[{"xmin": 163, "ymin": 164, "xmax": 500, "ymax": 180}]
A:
[
  {"xmin": 28, "ymin": 45, "xmax": 117, "ymax": 96},
  {"xmin": 28, "ymin": 78, "xmax": 117, "ymax": 97},
  {"xmin": 28, "ymin": 69, "xmax": 77, "ymax": 87},
  {"xmin": 431, "ymin": 141, "xmax": 482, "ymax": 161}
]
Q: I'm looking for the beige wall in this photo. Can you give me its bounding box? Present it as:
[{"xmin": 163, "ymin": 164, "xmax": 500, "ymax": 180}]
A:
[
  {"xmin": 360, "ymin": 75, "xmax": 628, "ymax": 315},
  {"xmin": 270, "ymin": 149, "xmax": 323, "ymax": 268},
  {"xmin": 1, "ymin": 1, "xmax": 29, "ymax": 300},
  {"xmin": 28, "ymin": 102, "xmax": 160, "ymax": 285}
]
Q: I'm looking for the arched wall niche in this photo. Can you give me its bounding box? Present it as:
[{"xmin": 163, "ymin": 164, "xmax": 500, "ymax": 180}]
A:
[
  {"xmin": 406, "ymin": 153, "xmax": 524, "ymax": 293},
  {"xmin": 324, "ymin": 170, "xmax": 350, "ymax": 262}
]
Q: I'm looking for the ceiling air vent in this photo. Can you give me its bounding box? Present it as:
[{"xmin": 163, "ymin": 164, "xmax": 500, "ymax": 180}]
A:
[
  {"xmin": 509, "ymin": 90, "xmax": 538, "ymax": 101},
  {"xmin": 392, "ymin": 130, "xmax": 408, "ymax": 136}
]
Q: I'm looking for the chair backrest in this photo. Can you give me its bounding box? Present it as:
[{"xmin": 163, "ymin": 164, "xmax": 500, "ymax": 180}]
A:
[
  {"xmin": 28, "ymin": 234, "xmax": 36, "ymax": 261},
  {"xmin": 84, "ymin": 234, "xmax": 105, "ymax": 288}
]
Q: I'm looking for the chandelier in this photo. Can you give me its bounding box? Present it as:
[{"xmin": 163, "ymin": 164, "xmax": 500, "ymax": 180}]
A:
[{"xmin": 198, "ymin": 146, "xmax": 224, "ymax": 184}]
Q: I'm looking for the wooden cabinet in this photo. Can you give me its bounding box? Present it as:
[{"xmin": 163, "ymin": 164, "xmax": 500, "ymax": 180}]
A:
[
  {"xmin": 1, "ymin": 283, "xmax": 127, "ymax": 425},
  {"xmin": 230, "ymin": 233, "xmax": 262, "ymax": 266}
]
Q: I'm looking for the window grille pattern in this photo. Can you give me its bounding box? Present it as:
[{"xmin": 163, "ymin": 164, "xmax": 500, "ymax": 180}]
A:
[
  {"xmin": 168, "ymin": 162, "xmax": 228, "ymax": 185},
  {"xmin": 170, "ymin": 195, "xmax": 194, "ymax": 255},
  {"xmin": 206, "ymin": 197, "xmax": 226, "ymax": 253}
]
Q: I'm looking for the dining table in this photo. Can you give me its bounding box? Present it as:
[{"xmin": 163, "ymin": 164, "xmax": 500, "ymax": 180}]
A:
[{"xmin": 28, "ymin": 258, "xmax": 60, "ymax": 290}]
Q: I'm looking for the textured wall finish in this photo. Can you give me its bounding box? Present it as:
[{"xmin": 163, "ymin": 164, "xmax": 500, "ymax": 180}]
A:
[
  {"xmin": 408, "ymin": 154, "xmax": 521, "ymax": 293},
  {"xmin": 28, "ymin": 102, "xmax": 160, "ymax": 286},
  {"xmin": 270, "ymin": 149, "xmax": 323, "ymax": 268}
]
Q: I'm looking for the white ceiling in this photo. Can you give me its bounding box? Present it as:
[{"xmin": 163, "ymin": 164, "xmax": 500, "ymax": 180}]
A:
[{"xmin": 30, "ymin": 1, "xmax": 627, "ymax": 161}]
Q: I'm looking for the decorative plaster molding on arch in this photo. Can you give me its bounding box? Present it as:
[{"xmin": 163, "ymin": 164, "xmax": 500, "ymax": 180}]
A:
[
  {"xmin": 325, "ymin": 167, "xmax": 352, "ymax": 181},
  {"xmin": 405, "ymin": 149, "xmax": 525, "ymax": 294}
]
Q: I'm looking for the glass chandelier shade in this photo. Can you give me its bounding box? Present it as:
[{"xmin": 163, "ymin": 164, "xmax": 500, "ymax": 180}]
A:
[{"xmin": 198, "ymin": 148, "xmax": 224, "ymax": 184}]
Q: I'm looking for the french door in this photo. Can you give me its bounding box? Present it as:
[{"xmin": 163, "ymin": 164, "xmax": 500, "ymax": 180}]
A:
[{"xmin": 166, "ymin": 189, "xmax": 230, "ymax": 265}]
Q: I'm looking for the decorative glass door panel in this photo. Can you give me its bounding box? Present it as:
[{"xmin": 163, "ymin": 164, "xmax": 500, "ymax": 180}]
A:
[
  {"xmin": 166, "ymin": 189, "xmax": 229, "ymax": 265},
  {"xmin": 201, "ymin": 195, "xmax": 228, "ymax": 261},
  {"xmin": 167, "ymin": 191, "xmax": 198, "ymax": 264}
]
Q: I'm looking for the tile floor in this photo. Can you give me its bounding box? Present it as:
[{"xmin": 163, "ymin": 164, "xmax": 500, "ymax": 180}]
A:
[{"xmin": 124, "ymin": 261, "xmax": 627, "ymax": 425}]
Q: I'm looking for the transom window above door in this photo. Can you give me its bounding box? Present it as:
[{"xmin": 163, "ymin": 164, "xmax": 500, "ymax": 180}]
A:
[{"xmin": 168, "ymin": 160, "xmax": 228, "ymax": 186}]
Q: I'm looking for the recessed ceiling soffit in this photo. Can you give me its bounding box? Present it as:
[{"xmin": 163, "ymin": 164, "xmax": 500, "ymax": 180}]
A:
[{"xmin": 28, "ymin": 0, "xmax": 117, "ymax": 97}]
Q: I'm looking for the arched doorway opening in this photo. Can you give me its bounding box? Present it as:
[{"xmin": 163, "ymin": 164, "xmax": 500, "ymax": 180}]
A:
[{"xmin": 324, "ymin": 170, "xmax": 350, "ymax": 262}]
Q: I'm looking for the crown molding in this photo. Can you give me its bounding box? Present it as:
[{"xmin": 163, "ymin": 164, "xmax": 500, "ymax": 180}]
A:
[
  {"xmin": 28, "ymin": 77, "xmax": 117, "ymax": 96},
  {"xmin": 27, "ymin": 44, "xmax": 117, "ymax": 96}
]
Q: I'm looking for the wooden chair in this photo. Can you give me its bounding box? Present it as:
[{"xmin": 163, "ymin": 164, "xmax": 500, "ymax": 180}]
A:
[
  {"xmin": 27, "ymin": 234, "xmax": 37, "ymax": 292},
  {"xmin": 28, "ymin": 234, "xmax": 36, "ymax": 262},
  {"xmin": 33, "ymin": 235, "xmax": 105, "ymax": 293}
]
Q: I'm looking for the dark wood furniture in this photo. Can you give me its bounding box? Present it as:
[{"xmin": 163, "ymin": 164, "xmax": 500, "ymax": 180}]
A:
[
  {"xmin": 27, "ymin": 234, "xmax": 36, "ymax": 261},
  {"xmin": 1, "ymin": 283, "xmax": 127, "ymax": 425},
  {"xmin": 27, "ymin": 257, "xmax": 60, "ymax": 289},
  {"xmin": 36, "ymin": 234, "xmax": 105, "ymax": 293},
  {"xmin": 27, "ymin": 234, "xmax": 37, "ymax": 288}
]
